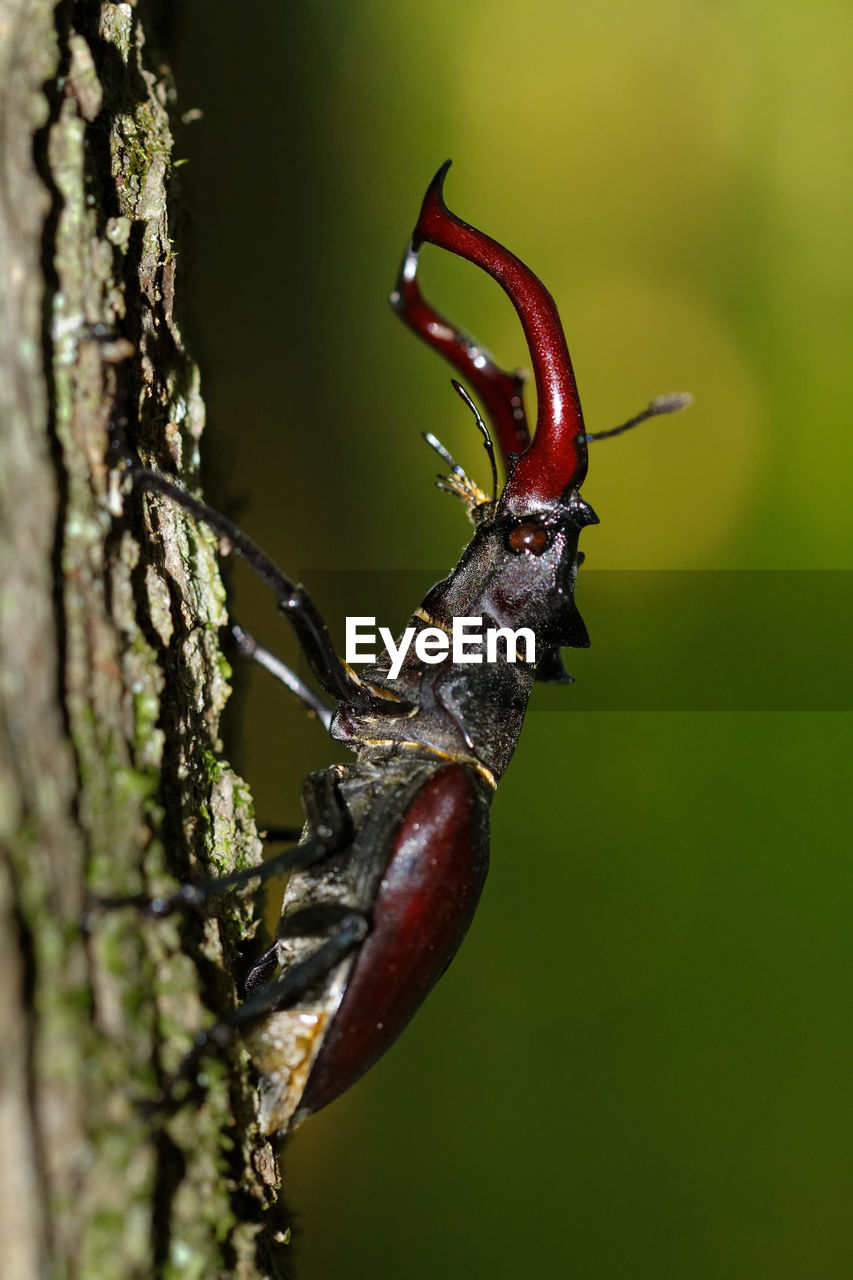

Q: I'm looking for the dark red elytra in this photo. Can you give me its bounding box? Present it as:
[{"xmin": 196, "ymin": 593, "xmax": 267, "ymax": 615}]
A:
[
  {"xmin": 296, "ymin": 764, "xmax": 489, "ymax": 1121},
  {"xmin": 128, "ymin": 163, "xmax": 687, "ymax": 1131}
]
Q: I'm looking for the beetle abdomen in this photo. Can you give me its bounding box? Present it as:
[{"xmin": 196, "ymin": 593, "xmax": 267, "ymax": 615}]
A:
[{"xmin": 293, "ymin": 762, "xmax": 490, "ymax": 1125}]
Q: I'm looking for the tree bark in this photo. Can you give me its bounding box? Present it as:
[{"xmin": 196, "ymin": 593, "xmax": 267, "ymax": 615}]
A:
[{"xmin": 0, "ymin": 3, "xmax": 290, "ymax": 1276}]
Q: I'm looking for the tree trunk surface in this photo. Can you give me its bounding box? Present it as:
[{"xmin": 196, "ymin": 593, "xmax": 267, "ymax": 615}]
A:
[{"xmin": 0, "ymin": 3, "xmax": 291, "ymax": 1276}]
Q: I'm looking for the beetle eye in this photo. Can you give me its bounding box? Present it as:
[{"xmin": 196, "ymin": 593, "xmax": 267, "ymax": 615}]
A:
[{"xmin": 508, "ymin": 521, "xmax": 549, "ymax": 554}]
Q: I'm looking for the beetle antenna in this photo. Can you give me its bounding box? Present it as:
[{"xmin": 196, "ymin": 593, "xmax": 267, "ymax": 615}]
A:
[
  {"xmin": 586, "ymin": 392, "xmax": 692, "ymax": 442},
  {"xmin": 422, "ymin": 423, "xmax": 492, "ymax": 523},
  {"xmin": 422, "ymin": 429, "xmax": 464, "ymax": 478},
  {"xmin": 451, "ymin": 379, "xmax": 498, "ymax": 508}
]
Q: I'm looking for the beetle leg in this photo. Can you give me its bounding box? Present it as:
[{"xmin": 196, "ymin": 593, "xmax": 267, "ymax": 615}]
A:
[
  {"xmin": 165, "ymin": 768, "xmax": 350, "ymax": 912},
  {"xmin": 131, "ymin": 469, "xmax": 413, "ymax": 718},
  {"xmin": 243, "ymin": 903, "xmax": 358, "ymax": 993},
  {"xmin": 87, "ymin": 771, "xmax": 351, "ymax": 919},
  {"xmin": 231, "ymin": 623, "xmax": 334, "ymax": 729},
  {"xmin": 83, "ymin": 827, "xmax": 312, "ymax": 923},
  {"xmin": 171, "ymin": 911, "xmax": 368, "ymax": 1090},
  {"xmin": 86, "ymin": 829, "xmax": 333, "ymax": 920}
]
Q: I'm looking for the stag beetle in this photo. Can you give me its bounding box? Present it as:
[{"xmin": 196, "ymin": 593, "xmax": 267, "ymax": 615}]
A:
[{"xmin": 129, "ymin": 162, "xmax": 689, "ymax": 1132}]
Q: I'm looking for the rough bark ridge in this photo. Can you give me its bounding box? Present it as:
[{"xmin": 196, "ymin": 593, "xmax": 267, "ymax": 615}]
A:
[{"xmin": 0, "ymin": 3, "xmax": 291, "ymax": 1276}]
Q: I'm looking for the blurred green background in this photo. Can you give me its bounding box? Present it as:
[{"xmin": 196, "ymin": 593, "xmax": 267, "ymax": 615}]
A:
[{"xmin": 169, "ymin": 3, "xmax": 852, "ymax": 1276}]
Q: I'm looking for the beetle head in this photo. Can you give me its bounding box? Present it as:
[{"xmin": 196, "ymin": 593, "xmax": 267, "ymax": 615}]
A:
[
  {"xmin": 398, "ymin": 162, "xmax": 597, "ymax": 653},
  {"xmin": 421, "ymin": 493, "xmax": 595, "ymax": 651}
]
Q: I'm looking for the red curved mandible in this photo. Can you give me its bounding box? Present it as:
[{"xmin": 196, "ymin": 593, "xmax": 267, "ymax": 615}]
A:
[
  {"xmin": 391, "ymin": 244, "xmax": 532, "ymax": 462},
  {"xmin": 412, "ymin": 161, "xmax": 588, "ymax": 506}
]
